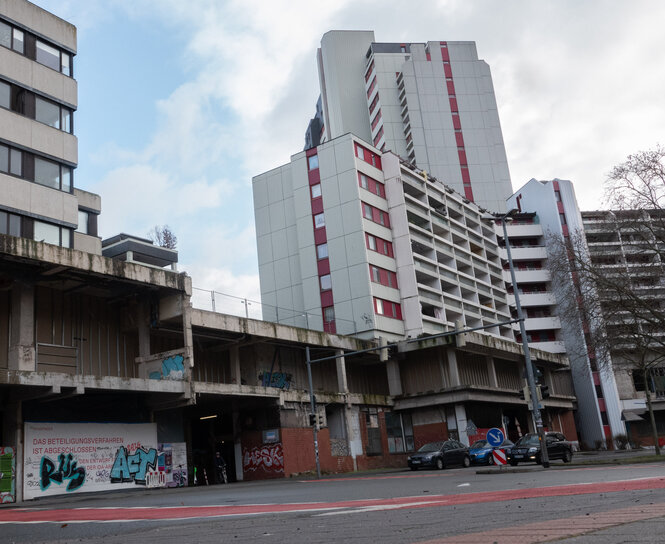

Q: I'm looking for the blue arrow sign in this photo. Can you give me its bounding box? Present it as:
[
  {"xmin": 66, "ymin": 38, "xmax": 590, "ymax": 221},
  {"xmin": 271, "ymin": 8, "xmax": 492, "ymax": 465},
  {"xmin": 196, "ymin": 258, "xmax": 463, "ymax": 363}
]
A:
[{"xmin": 486, "ymin": 427, "xmax": 505, "ymax": 447}]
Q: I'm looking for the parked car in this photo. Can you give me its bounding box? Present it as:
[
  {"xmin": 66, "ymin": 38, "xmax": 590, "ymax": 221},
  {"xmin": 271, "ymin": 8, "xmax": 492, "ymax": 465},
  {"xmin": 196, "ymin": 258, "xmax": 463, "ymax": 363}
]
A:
[
  {"xmin": 408, "ymin": 440, "xmax": 471, "ymax": 470},
  {"xmin": 469, "ymin": 438, "xmax": 514, "ymax": 465},
  {"xmin": 507, "ymin": 432, "xmax": 573, "ymax": 465}
]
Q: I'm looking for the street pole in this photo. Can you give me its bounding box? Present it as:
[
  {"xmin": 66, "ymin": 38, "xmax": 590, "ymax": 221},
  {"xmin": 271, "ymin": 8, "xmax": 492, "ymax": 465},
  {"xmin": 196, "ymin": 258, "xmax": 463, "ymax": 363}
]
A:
[
  {"xmin": 501, "ymin": 215, "xmax": 550, "ymax": 468},
  {"xmin": 305, "ymin": 347, "xmax": 322, "ymax": 478}
]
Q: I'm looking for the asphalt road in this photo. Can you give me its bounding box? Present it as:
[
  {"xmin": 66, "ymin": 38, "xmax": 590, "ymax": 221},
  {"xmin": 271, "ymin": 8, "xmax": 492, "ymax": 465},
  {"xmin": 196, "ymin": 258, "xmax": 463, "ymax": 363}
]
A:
[{"xmin": 3, "ymin": 460, "xmax": 665, "ymax": 543}]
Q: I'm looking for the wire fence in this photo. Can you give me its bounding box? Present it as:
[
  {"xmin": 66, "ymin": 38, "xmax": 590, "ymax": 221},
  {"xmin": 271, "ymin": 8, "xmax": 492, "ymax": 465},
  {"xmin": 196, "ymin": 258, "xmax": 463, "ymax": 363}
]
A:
[{"xmin": 191, "ymin": 287, "xmax": 363, "ymax": 335}]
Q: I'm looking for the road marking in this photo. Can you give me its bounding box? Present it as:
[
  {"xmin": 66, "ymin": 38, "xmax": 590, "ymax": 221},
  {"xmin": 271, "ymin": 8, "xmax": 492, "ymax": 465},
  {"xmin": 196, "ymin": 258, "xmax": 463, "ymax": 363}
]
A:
[
  {"xmin": 299, "ymin": 473, "xmax": 454, "ymax": 483},
  {"xmin": 456, "ymin": 483, "xmax": 470, "ymax": 487},
  {"xmin": 2, "ymin": 476, "xmax": 665, "ymax": 524},
  {"xmin": 416, "ymin": 502, "xmax": 665, "ymax": 543}
]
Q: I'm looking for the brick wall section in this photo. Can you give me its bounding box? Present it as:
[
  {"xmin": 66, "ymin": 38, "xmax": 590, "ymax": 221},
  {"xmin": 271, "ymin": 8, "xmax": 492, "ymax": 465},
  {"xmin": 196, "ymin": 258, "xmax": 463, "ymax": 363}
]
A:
[
  {"xmin": 355, "ymin": 410, "xmax": 408, "ymax": 471},
  {"xmin": 413, "ymin": 421, "xmax": 448, "ymax": 450},
  {"xmin": 281, "ymin": 427, "xmax": 355, "ymax": 476},
  {"xmin": 240, "ymin": 430, "xmax": 284, "ymax": 481}
]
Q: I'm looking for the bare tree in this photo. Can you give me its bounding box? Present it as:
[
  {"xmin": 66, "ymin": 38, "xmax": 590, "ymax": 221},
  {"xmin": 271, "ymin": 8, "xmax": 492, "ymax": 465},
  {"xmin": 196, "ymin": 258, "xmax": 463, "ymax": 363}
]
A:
[
  {"xmin": 148, "ymin": 225, "xmax": 178, "ymax": 250},
  {"xmin": 548, "ymin": 146, "xmax": 665, "ymax": 452}
]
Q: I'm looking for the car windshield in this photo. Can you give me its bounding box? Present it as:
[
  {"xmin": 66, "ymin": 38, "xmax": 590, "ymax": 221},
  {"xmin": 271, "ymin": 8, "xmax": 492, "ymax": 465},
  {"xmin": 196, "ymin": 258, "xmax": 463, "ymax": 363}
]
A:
[
  {"xmin": 418, "ymin": 442, "xmax": 443, "ymax": 452},
  {"xmin": 470, "ymin": 440, "xmax": 488, "ymax": 449},
  {"xmin": 502, "ymin": 440, "xmax": 514, "ymax": 447},
  {"xmin": 515, "ymin": 434, "xmax": 540, "ymax": 447}
]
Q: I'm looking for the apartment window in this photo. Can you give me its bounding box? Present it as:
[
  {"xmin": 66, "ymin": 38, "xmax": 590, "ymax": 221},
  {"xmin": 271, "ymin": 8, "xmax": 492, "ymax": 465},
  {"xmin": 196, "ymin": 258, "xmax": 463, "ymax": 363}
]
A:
[
  {"xmin": 356, "ymin": 146, "xmax": 365, "ymax": 161},
  {"xmin": 373, "ymin": 126, "xmax": 384, "ymax": 147},
  {"xmin": 371, "ymin": 109, "xmax": 382, "ymax": 130},
  {"xmin": 559, "ymin": 213, "xmax": 567, "ymax": 225},
  {"xmin": 320, "ymin": 274, "xmax": 332, "ymax": 291},
  {"xmin": 370, "ymin": 265, "xmax": 381, "ymax": 283},
  {"xmin": 365, "ymin": 60, "xmax": 375, "ymax": 83},
  {"xmin": 0, "ymin": 80, "xmax": 8, "ymax": 109},
  {"xmin": 363, "ymin": 203, "xmax": 373, "ymax": 220},
  {"xmin": 314, "ymin": 213, "xmax": 325, "ymax": 229},
  {"xmin": 367, "ymin": 234, "xmax": 377, "ymax": 251},
  {"xmin": 34, "ymin": 220, "xmax": 60, "ymax": 245},
  {"xmin": 369, "ymin": 93, "xmax": 380, "ymax": 115},
  {"xmin": 35, "ymin": 96, "xmax": 61, "ymax": 129},
  {"xmin": 308, "ymin": 154, "xmax": 319, "ymax": 170},
  {"xmin": 554, "ymin": 190, "xmax": 562, "ymax": 202},
  {"xmin": 374, "ymin": 297, "xmax": 402, "ymax": 319},
  {"xmin": 370, "ymin": 264, "xmax": 398, "ymax": 288},
  {"xmin": 366, "ymin": 233, "xmax": 394, "ymax": 257},
  {"xmin": 366, "ymin": 76, "xmax": 377, "ymax": 98},
  {"xmin": 316, "ymin": 243, "xmax": 328, "ymax": 259},
  {"xmin": 0, "ymin": 22, "xmax": 23, "ymax": 53},
  {"xmin": 36, "ymin": 40, "xmax": 61, "ymax": 71},
  {"xmin": 360, "ymin": 173, "xmax": 369, "ymax": 190},
  {"xmin": 310, "ymin": 184, "xmax": 322, "ymax": 199},
  {"xmin": 323, "ymin": 306, "xmax": 335, "ymax": 323},
  {"xmin": 0, "ymin": 211, "xmax": 22, "ymax": 236},
  {"xmin": 0, "ymin": 145, "xmax": 22, "ymax": 177},
  {"xmin": 77, "ymin": 210, "xmax": 89, "ymax": 234}
]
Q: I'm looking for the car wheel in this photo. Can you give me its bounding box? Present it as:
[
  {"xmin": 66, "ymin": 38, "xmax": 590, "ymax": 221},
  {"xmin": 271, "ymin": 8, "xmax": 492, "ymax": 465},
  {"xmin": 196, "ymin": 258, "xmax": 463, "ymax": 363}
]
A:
[
  {"xmin": 436, "ymin": 458, "xmax": 444, "ymax": 470},
  {"xmin": 563, "ymin": 450, "xmax": 572, "ymax": 463},
  {"xmin": 487, "ymin": 454, "xmax": 494, "ymax": 465},
  {"xmin": 509, "ymin": 460, "xmax": 518, "ymax": 466},
  {"xmin": 462, "ymin": 456, "xmax": 471, "ymax": 468}
]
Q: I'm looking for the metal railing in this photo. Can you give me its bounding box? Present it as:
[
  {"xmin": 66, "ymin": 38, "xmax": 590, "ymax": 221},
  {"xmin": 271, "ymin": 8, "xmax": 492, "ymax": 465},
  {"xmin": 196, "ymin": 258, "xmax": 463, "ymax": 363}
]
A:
[{"xmin": 191, "ymin": 287, "xmax": 362, "ymax": 335}]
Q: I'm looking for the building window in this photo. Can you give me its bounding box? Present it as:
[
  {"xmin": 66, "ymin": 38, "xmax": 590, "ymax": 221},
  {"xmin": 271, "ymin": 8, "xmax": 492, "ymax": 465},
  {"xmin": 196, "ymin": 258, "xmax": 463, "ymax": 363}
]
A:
[
  {"xmin": 363, "ymin": 408, "xmax": 383, "ymax": 456},
  {"xmin": 0, "ymin": 80, "xmax": 9, "ymax": 109},
  {"xmin": 314, "ymin": 213, "xmax": 325, "ymax": 229},
  {"xmin": 369, "ymin": 93, "xmax": 380, "ymax": 115},
  {"xmin": 555, "ymin": 190, "xmax": 562, "ymax": 202},
  {"xmin": 308, "ymin": 154, "xmax": 319, "ymax": 170},
  {"xmin": 366, "ymin": 233, "xmax": 394, "ymax": 257},
  {"xmin": 323, "ymin": 306, "xmax": 335, "ymax": 323},
  {"xmin": 559, "ymin": 213, "xmax": 567, "ymax": 225},
  {"xmin": 385, "ymin": 412, "xmax": 414, "ymax": 453},
  {"xmin": 370, "ymin": 265, "xmax": 381, "ymax": 283},
  {"xmin": 33, "ymin": 220, "xmax": 71, "ymax": 248},
  {"xmin": 77, "ymin": 210, "xmax": 89, "ymax": 234},
  {"xmin": 311, "ymin": 183, "xmax": 322, "ymax": 199},
  {"xmin": 0, "ymin": 79, "xmax": 74, "ymax": 133},
  {"xmin": 320, "ymin": 274, "xmax": 332, "ymax": 291},
  {"xmin": 370, "ymin": 265, "xmax": 398, "ymax": 288},
  {"xmin": 366, "ymin": 76, "xmax": 377, "ymax": 98},
  {"xmin": 35, "ymin": 96, "xmax": 61, "ymax": 129},
  {"xmin": 34, "ymin": 157, "xmax": 71, "ymax": 192},
  {"xmin": 316, "ymin": 243, "xmax": 328, "ymax": 259},
  {"xmin": 360, "ymin": 173, "xmax": 369, "ymax": 190},
  {"xmin": 374, "ymin": 297, "xmax": 402, "ymax": 319},
  {"xmin": 0, "ymin": 210, "xmax": 22, "ymax": 236},
  {"xmin": 363, "ymin": 203, "xmax": 373, "ymax": 220}
]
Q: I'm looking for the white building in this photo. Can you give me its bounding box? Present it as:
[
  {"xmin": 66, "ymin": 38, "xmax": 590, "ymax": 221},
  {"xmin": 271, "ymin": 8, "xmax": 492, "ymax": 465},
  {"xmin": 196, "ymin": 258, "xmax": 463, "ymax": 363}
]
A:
[
  {"xmin": 0, "ymin": 0, "xmax": 101, "ymax": 254},
  {"xmin": 306, "ymin": 31, "xmax": 513, "ymax": 212},
  {"xmin": 508, "ymin": 178, "xmax": 625, "ymax": 447}
]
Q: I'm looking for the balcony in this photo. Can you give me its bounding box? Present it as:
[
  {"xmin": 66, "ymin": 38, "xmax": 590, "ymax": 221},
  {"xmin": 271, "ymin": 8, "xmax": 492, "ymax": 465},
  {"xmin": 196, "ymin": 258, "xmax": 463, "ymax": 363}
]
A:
[
  {"xmin": 505, "ymin": 268, "xmax": 551, "ymax": 284},
  {"xmin": 531, "ymin": 340, "xmax": 566, "ymax": 354},
  {"xmin": 508, "ymin": 292, "xmax": 557, "ymax": 307},
  {"xmin": 520, "ymin": 316, "xmax": 562, "ymax": 331},
  {"xmin": 500, "ymin": 246, "xmax": 547, "ymax": 261}
]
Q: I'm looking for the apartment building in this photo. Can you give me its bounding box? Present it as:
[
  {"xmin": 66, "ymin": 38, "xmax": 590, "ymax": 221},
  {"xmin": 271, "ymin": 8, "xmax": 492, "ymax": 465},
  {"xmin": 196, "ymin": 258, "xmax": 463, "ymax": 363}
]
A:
[
  {"xmin": 508, "ymin": 178, "xmax": 625, "ymax": 447},
  {"xmin": 308, "ymin": 30, "xmax": 513, "ymax": 212},
  {"xmin": 254, "ymin": 133, "xmax": 513, "ymax": 342},
  {"xmin": 0, "ymin": 0, "xmax": 100, "ymax": 255},
  {"xmin": 582, "ymin": 209, "xmax": 665, "ymax": 444}
]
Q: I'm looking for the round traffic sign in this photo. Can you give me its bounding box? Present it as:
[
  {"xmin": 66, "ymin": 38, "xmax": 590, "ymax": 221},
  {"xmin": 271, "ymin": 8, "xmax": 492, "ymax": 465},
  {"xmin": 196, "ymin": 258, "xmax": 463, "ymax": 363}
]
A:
[{"xmin": 486, "ymin": 427, "xmax": 505, "ymax": 447}]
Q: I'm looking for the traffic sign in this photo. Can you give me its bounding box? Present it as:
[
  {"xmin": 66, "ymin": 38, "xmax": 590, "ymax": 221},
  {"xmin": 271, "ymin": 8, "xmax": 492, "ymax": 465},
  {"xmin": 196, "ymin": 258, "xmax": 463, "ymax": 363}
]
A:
[
  {"xmin": 486, "ymin": 427, "xmax": 505, "ymax": 447},
  {"xmin": 492, "ymin": 449, "xmax": 507, "ymax": 465}
]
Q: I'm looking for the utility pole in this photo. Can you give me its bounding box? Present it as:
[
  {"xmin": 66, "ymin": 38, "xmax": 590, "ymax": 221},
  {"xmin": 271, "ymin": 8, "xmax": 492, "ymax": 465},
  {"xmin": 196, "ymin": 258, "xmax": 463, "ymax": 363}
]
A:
[{"xmin": 500, "ymin": 211, "xmax": 550, "ymax": 468}]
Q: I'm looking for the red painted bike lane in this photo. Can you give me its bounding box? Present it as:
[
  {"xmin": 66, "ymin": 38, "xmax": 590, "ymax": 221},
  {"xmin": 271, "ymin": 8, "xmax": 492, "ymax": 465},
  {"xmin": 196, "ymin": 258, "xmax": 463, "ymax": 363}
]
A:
[{"xmin": 2, "ymin": 477, "xmax": 665, "ymax": 523}]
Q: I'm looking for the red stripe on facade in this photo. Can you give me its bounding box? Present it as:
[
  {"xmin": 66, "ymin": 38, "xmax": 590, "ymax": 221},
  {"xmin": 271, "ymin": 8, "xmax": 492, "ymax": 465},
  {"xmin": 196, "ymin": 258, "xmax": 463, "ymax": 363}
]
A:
[{"xmin": 441, "ymin": 42, "xmax": 474, "ymax": 202}]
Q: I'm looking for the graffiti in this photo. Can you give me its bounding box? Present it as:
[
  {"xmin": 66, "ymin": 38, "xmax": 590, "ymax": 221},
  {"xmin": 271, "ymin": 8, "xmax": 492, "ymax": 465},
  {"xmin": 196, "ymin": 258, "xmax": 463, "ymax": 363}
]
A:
[
  {"xmin": 0, "ymin": 446, "xmax": 15, "ymax": 503},
  {"xmin": 40, "ymin": 453, "xmax": 86, "ymax": 492},
  {"xmin": 259, "ymin": 371, "xmax": 292, "ymax": 390},
  {"xmin": 171, "ymin": 469, "xmax": 187, "ymax": 487},
  {"xmin": 243, "ymin": 444, "xmax": 284, "ymax": 473},
  {"xmin": 149, "ymin": 354, "xmax": 185, "ymax": 380},
  {"xmin": 110, "ymin": 446, "xmax": 157, "ymax": 485}
]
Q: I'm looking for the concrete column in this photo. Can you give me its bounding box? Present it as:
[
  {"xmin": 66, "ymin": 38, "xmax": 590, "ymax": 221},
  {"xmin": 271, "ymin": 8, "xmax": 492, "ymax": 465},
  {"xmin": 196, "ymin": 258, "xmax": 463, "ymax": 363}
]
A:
[
  {"xmin": 455, "ymin": 404, "xmax": 469, "ymax": 446},
  {"xmin": 182, "ymin": 293, "xmax": 194, "ymax": 369},
  {"xmin": 447, "ymin": 347, "xmax": 461, "ymax": 386},
  {"xmin": 386, "ymin": 359, "xmax": 402, "ymax": 396},
  {"xmin": 2, "ymin": 401, "xmax": 23, "ymax": 502},
  {"xmin": 335, "ymin": 350, "xmax": 348, "ymax": 394},
  {"xmin": 487, "ymin": 356, "xmax": 498, "ymax": 388},
  {"xmin": 137, "ymin": 301, "xmax": 150, "ymax": 358},
  {"xmin": 229, "ymin": 345, "xmax": 241, "ymax": 385},
  {"xmin": 8, "ymin": 283, "xmax": 35, "ymax": 371},
  {"xmin": 343, "ymin": 406, "xmax": 362, "ymax": 472},
  {"xmin": 232, "ymin": 405, "xmax": 243, "ymax": 481}
]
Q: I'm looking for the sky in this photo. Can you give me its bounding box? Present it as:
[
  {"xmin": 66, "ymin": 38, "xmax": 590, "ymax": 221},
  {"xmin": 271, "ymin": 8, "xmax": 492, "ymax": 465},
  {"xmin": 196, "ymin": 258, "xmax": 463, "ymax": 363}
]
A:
[{"xmin": 32, "ymin": 0, "xmax": 665, "ymax": 316}]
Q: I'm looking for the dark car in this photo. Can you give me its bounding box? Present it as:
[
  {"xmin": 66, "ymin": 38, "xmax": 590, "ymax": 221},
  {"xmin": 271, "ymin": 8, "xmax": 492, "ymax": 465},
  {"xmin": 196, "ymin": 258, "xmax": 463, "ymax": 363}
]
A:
[
  {"xmin": 407, "ymin": 440, "xmax": 471, "ymax": 470},
  {"xmin": 507, "ymin": 432, "xmax": 573, "ymax": 465},
  {"xmin": 469, "ymin": 438, "xmax": 514, "ymax": 465}
]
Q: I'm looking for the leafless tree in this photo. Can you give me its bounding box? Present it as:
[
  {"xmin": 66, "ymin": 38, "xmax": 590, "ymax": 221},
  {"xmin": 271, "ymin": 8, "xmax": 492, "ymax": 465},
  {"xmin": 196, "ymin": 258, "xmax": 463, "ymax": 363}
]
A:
[{"xmin": 148, "ymin": 225, "xmax": 178, "ymax": 250}]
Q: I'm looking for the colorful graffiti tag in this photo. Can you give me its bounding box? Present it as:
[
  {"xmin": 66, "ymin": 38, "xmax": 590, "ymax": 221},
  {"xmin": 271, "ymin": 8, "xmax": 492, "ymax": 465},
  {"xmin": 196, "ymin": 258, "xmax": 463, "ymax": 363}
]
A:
[
  {"xmin": 40, "ymin": 453, "xmax": 86, "ymax": 492},
  {"xmin": 110, "ymin": 446, "xmax": 157, "ymax": 485},
  {"xmin": 243, "ymin": 443, "xmax": 284, "ymax": 473},
  {"xmin": 149, "ymin": 354, "xmax": 185, "ymax": 380},
  {"xmin": 259, "ymin": 371, "xmax": 292, "ymax": 390}
]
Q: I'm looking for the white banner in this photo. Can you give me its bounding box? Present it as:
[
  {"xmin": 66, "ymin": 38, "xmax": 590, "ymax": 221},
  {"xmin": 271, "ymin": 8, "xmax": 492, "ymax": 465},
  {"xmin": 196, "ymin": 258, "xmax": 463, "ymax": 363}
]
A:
[{"xmin": 24, "ymin": 422, "xmax": 158, "ymax": 500}]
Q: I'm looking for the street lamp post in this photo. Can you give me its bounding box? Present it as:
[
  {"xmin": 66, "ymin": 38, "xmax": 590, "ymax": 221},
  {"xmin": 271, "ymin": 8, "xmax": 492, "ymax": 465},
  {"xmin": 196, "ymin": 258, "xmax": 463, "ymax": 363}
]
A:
[{"xmin": 499, "ymin": 211, "xmax": 550, "ymax": 468}]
